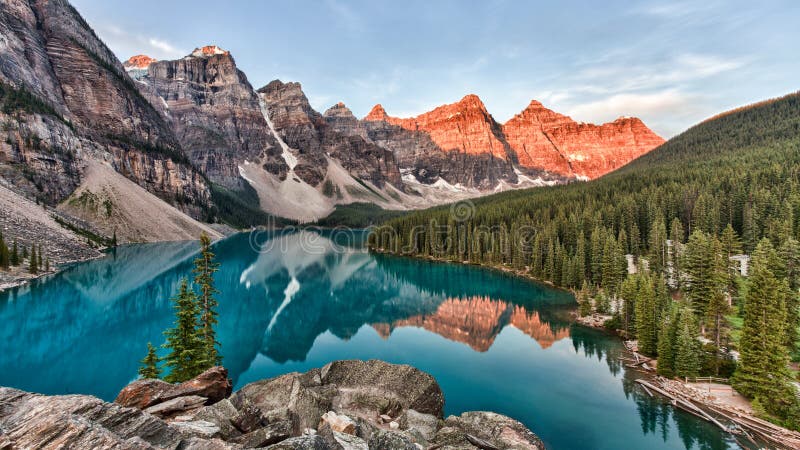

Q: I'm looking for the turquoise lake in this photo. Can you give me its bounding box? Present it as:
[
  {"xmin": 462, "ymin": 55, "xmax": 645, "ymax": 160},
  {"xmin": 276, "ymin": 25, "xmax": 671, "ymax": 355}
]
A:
[{"xmin": 0, "ymin": 230, "xmax": 740, "ymax": 449}]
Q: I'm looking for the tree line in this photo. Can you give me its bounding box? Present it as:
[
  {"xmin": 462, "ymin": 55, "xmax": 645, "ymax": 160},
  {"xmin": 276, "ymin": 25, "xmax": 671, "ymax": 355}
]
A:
[
  {"xmin": 0, "ymin": 232, "xmax": 50, "ymax": 274},
  {"xmin": 138, "ymin": 232, "xmax": 222, "ymax": 382},
  {"xmin": 369, "ymin": 92, "xmax": 800, "ymax": 429}
]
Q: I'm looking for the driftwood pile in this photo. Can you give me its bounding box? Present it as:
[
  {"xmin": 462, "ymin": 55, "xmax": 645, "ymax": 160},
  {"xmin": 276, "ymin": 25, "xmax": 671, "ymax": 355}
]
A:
[{"xmin": 635, "ymin": 377, "xmax": 800, "ymax": 449}]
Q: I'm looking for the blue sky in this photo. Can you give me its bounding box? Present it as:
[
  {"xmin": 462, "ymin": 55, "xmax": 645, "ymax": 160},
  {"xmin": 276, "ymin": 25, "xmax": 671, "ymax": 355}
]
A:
[{"xmin": 72, "ymin": 0, "xmax": 799, "ymax": 137}]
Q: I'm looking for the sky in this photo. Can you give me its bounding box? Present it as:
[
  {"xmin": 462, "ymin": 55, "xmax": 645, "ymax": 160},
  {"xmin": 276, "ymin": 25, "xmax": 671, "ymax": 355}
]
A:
[{"xmin": 71, "ymin": 0, "xmax": 800, "ymax": 138}]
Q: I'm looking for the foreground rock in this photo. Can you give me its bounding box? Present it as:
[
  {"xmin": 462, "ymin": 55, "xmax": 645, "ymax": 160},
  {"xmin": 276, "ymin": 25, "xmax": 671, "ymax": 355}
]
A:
[{"xmin": 0, "ymin": 360, "xmax": 544, "ymax": 449}]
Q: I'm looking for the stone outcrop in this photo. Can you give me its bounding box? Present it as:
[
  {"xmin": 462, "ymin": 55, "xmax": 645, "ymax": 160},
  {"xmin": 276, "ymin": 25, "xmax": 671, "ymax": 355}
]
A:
[
  {"xmin": 0, "ymin": 360, "xmax": 544, "ymax": 449},
  {"xmin": 115, "ymin": 366, "xmax": 233, "ymax": 411}
]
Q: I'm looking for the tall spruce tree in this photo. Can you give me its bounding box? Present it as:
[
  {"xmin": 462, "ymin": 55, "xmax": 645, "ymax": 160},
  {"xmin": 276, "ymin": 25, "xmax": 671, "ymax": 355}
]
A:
[
  {"xmin": 704, "ymin": 237, "xmax": 731, "ymax": 350},
  {"xmin": 163, "ymin": 278, "xmax": 206, "ymax": 383},
  {"xmin": 634, "ymin": 274, "xmax": 659, "ymax": 356},
  {"xmin": 674, "ymin": 307, "xmax": 701, "ymax": 378},
  {"xmin": 0, "ymin": 233, "xmax": 9, "ymax": 270},
  {"xmin": 193, "ymin": 232, "xmax": 221, "ymax": 366},
  {"xmin": 28, "ymin": 245, "xmax": 38, "ymax": 274},
  {"xmin": 733, "ymin": 239, "xmax": 800, "ymax": 426},
  {"xmin": 657, "ymin": 305, "xmax": 680, "ymax": 378},
  {"xmin": 732, "ymin": 239, "xmax": 794, "ymax": 402},
  {"xmin": 138, "ymin": 342, "xmax": 161, "ymax": 379},
  {"xmin": 10, "ymin": 240, "xmax": 19, "ymax": 266}
]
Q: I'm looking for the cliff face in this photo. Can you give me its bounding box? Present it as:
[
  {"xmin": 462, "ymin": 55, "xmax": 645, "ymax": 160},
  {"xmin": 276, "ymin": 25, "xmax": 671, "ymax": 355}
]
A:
[
  {"xmin": 133, "ymin": 48, "xmax": 286, "ymax": 189},
  {"xmin": 259, "ymin": 80, "xmax": 402, "ymax": 189},
  {"xmin": 365, "ymin": 96, "xmax": 664, "ymax": 184},
  {"xmin": 363, "ymin": 97, "xmax": 525, "ymax": 189},
  {"xmin": 503, "ymin": 100, "xmax": 665, "ymax": 179},
  {"xmin": 0, "ymin": 0, "xmax": 210, "ymax": 219}
]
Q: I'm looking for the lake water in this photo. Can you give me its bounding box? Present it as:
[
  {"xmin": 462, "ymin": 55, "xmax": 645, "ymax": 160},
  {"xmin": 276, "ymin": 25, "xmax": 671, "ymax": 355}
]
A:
[{"xmin": 0, "ymin": 230, "xmax": 740, "ymax": 449}]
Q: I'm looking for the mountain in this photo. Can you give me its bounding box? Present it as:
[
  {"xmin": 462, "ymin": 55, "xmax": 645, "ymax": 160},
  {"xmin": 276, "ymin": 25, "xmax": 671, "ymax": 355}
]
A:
[
  {"xmin": 0, "ymin": 0, "xmax": 215, "ymax": 249},
  {"xmin": 371, "ymin": 91, "xmax": 800, "ymax": 290},
  {"xmin": 0, "ymin": 0, "xmax": 665, "ymax": 236},
  {"xmin": 503, "ymin": 100, "xmax": 665, "ymax": 179},
  {"xmin": 365, "ymin": 96, "xmax": 664, "ymax": 185}
]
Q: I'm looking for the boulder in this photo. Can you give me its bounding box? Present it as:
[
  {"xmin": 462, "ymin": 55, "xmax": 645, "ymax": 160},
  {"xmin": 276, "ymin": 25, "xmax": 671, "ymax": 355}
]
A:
[
  {"xmin": 332, "ymin": 431, "xmax": 368, "ymax": 450},
  {"xmin": 3, "ymin": 360, "xmax": 544, "ymax": 450},
  {"xmin": 400, "ymin": 409, "xmax": 438, "ymax": 442},
  {"xmin": 144, "ymin": 395, "xmax": 208, "ymax": 419},
  {"xmin": 192, "ymin": 399, "xmax": 242, "ymax": 439},
  {"xmin": 115, "ymin": 366, "xmax": 233, "ymax": 410},
  {"xmin": 321, "ymin": 360, "xmax": 444, "ymax": 417},
  {"xmin": 319, "ymin": 411, "xmax": 357, "ymax": 435},
  {"xmin": 0, "ymin": 387, "xmax": 183, "ymax": 449},
  {"xmin": 170, "ymin": 420, "xmax": 221, "ymax": 439},
  {"xmin": 265, "ymin": 435, "xmax": 330, "ymax": 450},
  {"xmin": 433, "ymin": 411, "xmax": 544, "ymax": 450},
  {"xmin": 367, "ymin": 430, "xmax": 417, "ymax": 450},
  {"xmin": 232, "ymin": 421, "xmax": 293, "ymax": 448}
]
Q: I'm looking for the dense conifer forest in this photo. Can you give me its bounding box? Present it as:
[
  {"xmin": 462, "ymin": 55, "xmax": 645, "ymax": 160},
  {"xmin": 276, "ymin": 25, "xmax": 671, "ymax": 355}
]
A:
[{"xmin": 370, "ymin": 92, "xmax": 800, "ymax": 429}]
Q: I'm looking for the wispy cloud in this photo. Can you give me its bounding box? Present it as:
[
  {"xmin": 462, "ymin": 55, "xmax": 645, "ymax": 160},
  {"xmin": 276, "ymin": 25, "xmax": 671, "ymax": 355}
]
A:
[
  {"xmin": 94, "ymin": 23, "xmax": 186, "ymax": 60},
  {"xmin": 324, "ymin": 0, "xmax": 364, "ymax": 32},
  {"xmin": 572, "ymin": 52, "xmax": 749, "ymax": 94}
]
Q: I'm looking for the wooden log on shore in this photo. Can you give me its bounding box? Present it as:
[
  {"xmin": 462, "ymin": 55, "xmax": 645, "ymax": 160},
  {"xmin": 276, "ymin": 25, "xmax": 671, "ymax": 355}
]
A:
[{"xmin": 637, "ymin": 379, "xmax": 800, "ymax": 449}]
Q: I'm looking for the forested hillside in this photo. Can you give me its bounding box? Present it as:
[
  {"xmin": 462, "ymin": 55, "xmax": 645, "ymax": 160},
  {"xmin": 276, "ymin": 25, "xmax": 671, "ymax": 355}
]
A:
[{"xmin": 370, "ymin": 91, "xmax": 800, "ymax": 429}]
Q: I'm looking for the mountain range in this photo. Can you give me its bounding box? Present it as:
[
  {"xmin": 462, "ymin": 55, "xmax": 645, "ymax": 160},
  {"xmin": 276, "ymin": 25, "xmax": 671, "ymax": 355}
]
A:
[{"xmin": 0, "ymin": 0, "xmax": 663, "ymax": 249}]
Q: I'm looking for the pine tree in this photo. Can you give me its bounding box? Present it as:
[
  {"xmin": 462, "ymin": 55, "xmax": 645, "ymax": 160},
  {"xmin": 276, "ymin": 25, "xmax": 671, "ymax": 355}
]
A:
[
  {"xmin": 734, "ymin": 239, "xmax": 800, "ymax": 426},
  {"xmin": 10, "ymin": 240, "xmax": 19, "ymax": 266},
  {"xmin": 619, "ymin": 275, "xmax": 639, "ymax": 337},
  {"xmin": 193, "ymin": 232, "xmax": 221, "ymax": 366},
  {"xmin": 0, "ymin": 233, "xmax": 9, "ymax": 270},
  {"xmin": 719, "ymin": 223, "xmax": 742, "ymax": 258},
  {"xmin": 778, "ymin": 237, "xmax": 800, "ymax": 351},
  {"xmin": 634, "ymin": 273, "xmax": 659, "ymax": 356},
  {"xmin": 704, "ymin": 237, "xmax": 731, "ymax": 351},
  {"xmin": 138, "ymin": 342, "xmax": 161, "ymax": 379},
  {"xmin": 674, "ymin": 307, "xmax": 701, "ymax": 378},
  {"xmin": 163, "ymin": 278, "xmax": 206, "ymax": 383},
  {"xmin": 44, "ymin": 258, "xmax": 50, "ymax": 272},
  {"xmin": 28, "ymin": 244, "xmax": 38, "ymax": 275},
  {"xmin": 732, "ymin": 239, "xmax": 794, "ymax": 401},
  {"xmin": 578, "ymin": 281, "xmax": 593, "ymax": 316},
  {"xmin": 657, "ymin": 306, "xmax": 680, "ymax": 378},
  {"xmin": 37, "ymin": 244, "xmax": 43, "ymax": 269},
  {"xmin": 649, "ymin": 215, "xmax": 668, "ymax": 274}
]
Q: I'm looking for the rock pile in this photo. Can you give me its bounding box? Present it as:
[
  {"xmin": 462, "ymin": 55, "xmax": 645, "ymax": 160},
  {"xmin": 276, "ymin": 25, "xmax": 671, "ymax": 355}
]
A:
[{"xmin": 0, "ymin": 360, "xmax": 544, "ymax": 449}]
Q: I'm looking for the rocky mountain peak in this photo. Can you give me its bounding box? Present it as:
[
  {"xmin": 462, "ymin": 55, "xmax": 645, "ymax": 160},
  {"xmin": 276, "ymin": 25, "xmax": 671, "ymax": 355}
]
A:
[
  {"xmin": 510, "ymin": 99, "xmax": 574, "ymax": 128},
  {"xmin": 455, "ymin": 93, "xmax": 488, "ymax": 111},
  {"xmin": 123, "ymin": 54, "xmax": 157, "ymax": 70},
  {"xmin": 323, "ymin": 102, "xmax": 356, "ymax": 119},
  {"xmin": 364, "ymin": 104, "xmax": 389, "ymax": 121},
  {"xmin": 190, "ymin": 45, "xmax": 229, "ymax": 58}
]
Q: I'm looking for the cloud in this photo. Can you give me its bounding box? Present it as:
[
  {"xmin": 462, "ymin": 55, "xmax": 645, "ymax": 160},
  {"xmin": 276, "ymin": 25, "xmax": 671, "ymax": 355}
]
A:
[
  {"xmin": 324, "ymin": 0, "xmax": 364, "ymax": 32},
  {"xmin": 568, "ymin": 90, "xmax": 693, "ymax": 119},
  {"xmin": 572, "ymin": 53, "xmax": 748, "ymax": 94},
  {"xmin": 147, "ymin": 38, "xmax": 182, "ymax": 57},
  {"xmin": 93, "ymin": 23, "xmax": 186, "ymax": 60},
  {"xmin": 565, "ymin": 89, "xmax": 716, "ymax": 137}
]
